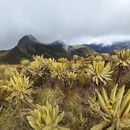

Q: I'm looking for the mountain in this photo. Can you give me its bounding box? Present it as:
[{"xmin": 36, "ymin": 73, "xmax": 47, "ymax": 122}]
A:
[
  {"xmin": 68, "ymin": 45, "xmax": 96, "ymax": 56},
  {"xmin": 0, "ymin": 35, "xmax": 95, "ymax": 64},
  {"xmin": 2, "ymin": 35, "xmax": 130, "ymax": 64},
  {"xmin": 88, "ymin": 41, "xmax": 130, "ymax": 53}
]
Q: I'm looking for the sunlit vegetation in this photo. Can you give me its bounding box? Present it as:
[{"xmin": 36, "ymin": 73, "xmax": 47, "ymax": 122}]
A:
[
  {"xmin": 89, "ymin": 84, "xmax": 130, "ymax": 130},
  {"xmin": 0, "ymin": 49, "xmax": 130, "ymax": 129}
]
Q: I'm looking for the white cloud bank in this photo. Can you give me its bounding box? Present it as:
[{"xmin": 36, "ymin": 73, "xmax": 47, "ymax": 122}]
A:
[{"xmin": 69, "ymin": 35, "xmax": 130, "ymax": 46}]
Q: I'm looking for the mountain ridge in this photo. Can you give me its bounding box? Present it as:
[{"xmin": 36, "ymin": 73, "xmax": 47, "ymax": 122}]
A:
[
  {"xmin": 87, "ymin": 40, "xmax": 130, "ymax": 53},
  {"xmin": 0, "ymin": 35, "xmax": 95, "ymax": 64},
  {"xmin": 1, "ymin": 35, "xmax": 130, "ymax": 64}
]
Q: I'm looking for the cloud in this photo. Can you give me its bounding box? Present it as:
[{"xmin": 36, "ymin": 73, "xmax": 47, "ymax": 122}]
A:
[
  {"xmin": 69, "ymin": 35, "xmax": 130, "ymax": 46},
  {"xmin": 0, "ymin": 0, "xmax": 130, "ymax": 49}
]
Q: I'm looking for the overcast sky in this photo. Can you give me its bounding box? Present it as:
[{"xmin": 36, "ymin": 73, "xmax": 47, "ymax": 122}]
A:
[{"xmin": 0, "ymin": 0, "xmax": 130, "ymax": 49}]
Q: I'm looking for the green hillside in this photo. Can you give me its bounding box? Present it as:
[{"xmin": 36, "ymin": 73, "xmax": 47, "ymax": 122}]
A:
[{"xmin": 0, "ymin": 35, "xmax": 96, "ymax": 64}]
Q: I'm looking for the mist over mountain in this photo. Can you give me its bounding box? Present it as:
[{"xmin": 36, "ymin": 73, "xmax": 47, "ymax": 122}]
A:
[
  {"xmin": 0, "ymin": 35, "xmax": 95, "ymax": 64},
  {"xmin": 70, "ymin": 35, "xmax": 130, "ymax": 53},
  {"xmin": 87, "ymin": 41, "xmax": 130, "ymax": 53},
  {"xmin": 1, "ymin": 34, "xmax": 130, "ymax": 64}
]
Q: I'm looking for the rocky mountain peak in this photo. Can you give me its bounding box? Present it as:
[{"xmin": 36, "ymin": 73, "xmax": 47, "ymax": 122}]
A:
[{"xmin": 18, "ymin": 35, "xmax": 39, "ymax": 46}]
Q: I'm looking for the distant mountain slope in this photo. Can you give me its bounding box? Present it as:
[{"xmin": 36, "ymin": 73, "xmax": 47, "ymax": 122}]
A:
[
  {"xmin": 88, "ymin": 41, "xmax": 130, "ymax": 53},
  {"xmin": 69, "ymin": 45, "xmax": 96, "ymax": 56},
  {"xmin": 0, "ymin": 35, "xmax": 95, "ymax": 64}
]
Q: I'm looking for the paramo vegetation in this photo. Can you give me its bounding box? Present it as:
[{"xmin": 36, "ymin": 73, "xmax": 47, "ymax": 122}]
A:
[{"xmin": 0, "ymin": 49, "xmax": 130, "ymax": 130}]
